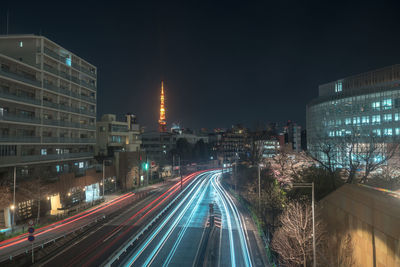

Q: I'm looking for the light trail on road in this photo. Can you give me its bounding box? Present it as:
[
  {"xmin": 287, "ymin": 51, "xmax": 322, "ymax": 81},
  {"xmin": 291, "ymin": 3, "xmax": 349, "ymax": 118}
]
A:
[
  {"xmin": 117, "ymin": 170, "xmax": 254, "ymax": 267},
  {"xmin": 0, "ymin": 192, "xmax": 135, "ymax": 250}
]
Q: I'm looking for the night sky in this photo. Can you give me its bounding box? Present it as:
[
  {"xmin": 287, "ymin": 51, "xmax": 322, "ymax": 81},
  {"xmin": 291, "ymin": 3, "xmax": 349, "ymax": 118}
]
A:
[{"xmin": 3, "ymin": 0, "xmax": 400, "ymax": 131}]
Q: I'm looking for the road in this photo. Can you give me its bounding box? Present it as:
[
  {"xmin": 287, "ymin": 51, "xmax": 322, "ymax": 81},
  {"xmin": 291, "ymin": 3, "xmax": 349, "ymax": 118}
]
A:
[
  {"xmin": 0, "ymin": 171, "xmax": 204, "ymax": 266},
  {"xmin": 114, "ymin": 170, "xmax": 265, "ymax": 267}
]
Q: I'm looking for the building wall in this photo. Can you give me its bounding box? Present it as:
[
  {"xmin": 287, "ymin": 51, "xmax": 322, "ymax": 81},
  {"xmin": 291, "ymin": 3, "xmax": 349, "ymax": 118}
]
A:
[
  {"xmin": 320, "ymin": 184, "xmax": 400, "ymax": 267},
  {"xmin": 0, "ymin": 35, "xmax": 97, "ymax": 175}
]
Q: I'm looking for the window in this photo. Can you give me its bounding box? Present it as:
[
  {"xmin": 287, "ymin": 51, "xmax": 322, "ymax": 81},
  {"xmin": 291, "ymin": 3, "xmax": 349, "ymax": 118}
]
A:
[
  {"xmin": 384, "ymin": 128, "xmax": 393, "ymax": 136},
  {"xmin": 19, "ymin": 41, "xmax": 23, "ymax": 48},
  {"xmin": 335, "ymin": 81, "xmax": 342, "ymax": 92},
  {"xmin": 372, "ymin": 101, "xmax": 380, "ymax": 110},
  {"xmin": 41, "ymin": 149, "xmax": 47, "ymax": 155},
  {"xmin": 372, "ymin": 115, "xmax": 381, "ymax": 125},
  {"xmin": 362, "ymin": 116, "xmax": 369, "ymax": 124},
  {"xmin": 396, "ymin": 128, "xmax": 400, "ymax": 135},
  {"xmin": 345, "ymin": 118, "xmax": 351, "ymax": 125},
  {"xmin": 395, "ymin": 113, "xmax": 400, "ymax": 121},
  {"xmin": 382, "ymin": 99, "xmax": 392, "ymax": 110},
  {"xmin": 353, "ymin": 117, "xmax": 360, "ymax": 125},
  {"xmin": 383, "ymin": 114, "xmax": 392, "ymax": 122},
  {"xmin": 345, "ymin": 130, "xmax": 352, "ymax": 136},
  {"xmin": 372, "ymin": 129, "xmax": 381, "ymax": 136},
  {"xmin": 336, "ymin": 119, "xmax": 342, "ymax": 126},
  {"xmin": 66, "ymin": 56, "xmax": 72, "ymax": 67}
]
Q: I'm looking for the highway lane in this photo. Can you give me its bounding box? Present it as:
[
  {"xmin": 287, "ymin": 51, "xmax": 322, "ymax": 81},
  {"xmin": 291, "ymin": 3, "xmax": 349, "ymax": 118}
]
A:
[
  {"xmin": 39, "ymin": 171, "xmax": 205, "ymax": 267},
  {"xmin": 0, "ymin": 191, "xmax": 139, "ymax": 262},
  {"xmin": 117, "ymin": 170, "xmax": 256, "ymax": 267}
]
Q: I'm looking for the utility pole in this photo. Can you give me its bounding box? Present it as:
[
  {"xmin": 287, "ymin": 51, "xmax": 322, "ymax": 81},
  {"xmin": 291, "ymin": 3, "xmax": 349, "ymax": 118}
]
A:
[
  {"xmin": 12, "ymin": 166, "xmax": 16, "ymax": 229},
  {"xmin": 146, "ymin": 158, "xmax": 149, "ymax": 186},
  {"xmin": 179, "ymin": 155, "xmax": 182, "ymax": 189},
  {"xmin": 258, "ymin": 164, "xmax": 261, "ymax": 212},
  {"xmin": 102, "ymin": 160, "xmax": 105, "ymax": 197},
  {"xmin": 235, "ymin": 148, "xmax": 238, "ymax": 192},
  {"xmin": 293, "ymin": 182, "xmax": 316, "ymax": 267}
]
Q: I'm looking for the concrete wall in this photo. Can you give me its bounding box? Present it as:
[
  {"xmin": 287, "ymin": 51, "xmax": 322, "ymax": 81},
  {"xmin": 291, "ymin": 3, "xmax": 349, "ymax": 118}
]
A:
[{"xmin": 320, "ymin": 184, "xmax": 400, "ymax": 267}]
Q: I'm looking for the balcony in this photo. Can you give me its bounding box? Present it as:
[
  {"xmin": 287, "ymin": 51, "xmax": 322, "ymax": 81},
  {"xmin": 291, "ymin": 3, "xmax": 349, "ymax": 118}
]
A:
[
  {"xmin": 80, "ymin": 80, "xmax": 96, "ymax": 91},
  {"xmin": 20, "ymin": 152, "xmax": 93, "ymax": 163},
  {"xmin": 80, "ymin": 67, "xmax": 97, "ymax": 79},
  {"xmin": 44, "ymin": 47, "xmax": 61, "ymax": 61},
  {"xmin": 0, "ymin": 91, "xmax": 41, "ymax": 106},
  {"xmin": 43, "ymin": 64, "xmax": 59, "ymax": 76},
  {"xmin": 42, "ymin": 137, "xmax": 96, "ymax": 144},
  {"xmin": 80, "ymin": 94, "xmax": 96, "ymax": 104},
  {"xmin": 0, "ymin": 113, "xmax": 41, "ymax": 124},
  {"xmin": 0, "ymin": 136, "xmax": 41, "ymax": 143},
  {"xmin": 43, "ymin": 81, "xmax": 60, "ymax": 93},
  {"xmin": 60, "ymin": 71, "xmax": 70, "ymax": 81},
  {"xmin": 0, "ymin": 68, "xmax": 42, "ymax": 88},
  {"xmin": 43, "ymin": 100, "xmax": 59, "ymax": 109}
]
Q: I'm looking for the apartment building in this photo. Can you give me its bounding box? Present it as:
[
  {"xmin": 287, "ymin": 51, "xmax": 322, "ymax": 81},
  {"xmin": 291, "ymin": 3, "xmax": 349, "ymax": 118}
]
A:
[
  {"xmin": 96, "ymin": 113, "xmax": 141, "ymax": 157},
  {"xmin": 0, "ymin": 34, "xmax": 97, "ymax": 178}
]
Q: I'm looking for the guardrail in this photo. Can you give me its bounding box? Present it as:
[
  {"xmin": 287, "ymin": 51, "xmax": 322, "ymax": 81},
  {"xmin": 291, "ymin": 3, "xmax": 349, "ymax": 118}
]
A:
[
  {"xmin": 102, "ymin": 172, "xmax": 204, "ymax": 267},
  {"xmin": 2, "ymin": 214, "xmax": 106, "ymax": 263}
]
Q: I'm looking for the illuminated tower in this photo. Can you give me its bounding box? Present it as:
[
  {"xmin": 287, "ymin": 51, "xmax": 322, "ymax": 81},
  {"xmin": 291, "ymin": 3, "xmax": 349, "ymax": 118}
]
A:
[{"xmin": 159, "ymin": 81, "xmax": 167, "ymax": 132}]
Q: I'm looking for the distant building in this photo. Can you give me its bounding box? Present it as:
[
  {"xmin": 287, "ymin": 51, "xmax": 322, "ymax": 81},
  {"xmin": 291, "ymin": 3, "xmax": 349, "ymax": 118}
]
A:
[
  {"xmin": 256, "ymin": 137, "xmax": 281, "ymax": 158},
  {"xmin": 283, "ymin": 121, "xmax": 302, "ymax": 152},
  {"xmin": 307, "ymin": 64, "xmax": 400, "ymax": 167},
  {"xmin": 96, "ymin": 114, "xmax": 141, "ymax": 157},
  {"xmin": 140, "ymin": 131, "xmax": 176, "ymax": 165},
  {"xmin": 219, "ymin": 125, "xmax": 248, "ymax": 161}
]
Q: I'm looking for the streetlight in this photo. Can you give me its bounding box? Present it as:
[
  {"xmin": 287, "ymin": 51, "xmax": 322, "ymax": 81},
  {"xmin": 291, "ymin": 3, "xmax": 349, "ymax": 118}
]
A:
[
  {"xmin": 292, "ymin": 182, "xmax": 315, "ymax": 267},
  {"xmin": 257, "ymin": 163, "xmax": 266, "ymax": 212}
]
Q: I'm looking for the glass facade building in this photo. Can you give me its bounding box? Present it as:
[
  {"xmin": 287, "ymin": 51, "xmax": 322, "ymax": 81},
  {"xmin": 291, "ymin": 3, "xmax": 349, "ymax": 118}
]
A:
[{"xmin": 307, "ymin": 65, "xmax": 400, "ymax": 166}]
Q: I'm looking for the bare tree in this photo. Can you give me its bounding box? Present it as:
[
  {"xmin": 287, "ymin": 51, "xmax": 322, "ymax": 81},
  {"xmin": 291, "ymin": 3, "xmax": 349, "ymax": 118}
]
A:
[
  {"xmin": 319, "ymin": 232, "xmax": 354, "ymax": 267},
  {"xmin": 357, "ymin": 135, "xmax": 399, "ymax": 184},
  {"xmin": 271, "ymin": 201, "xmax": 325, "ymax": 267},
  {"xmin": 307, "ymin": 135, "xmax": 340, "ymax": 176}
]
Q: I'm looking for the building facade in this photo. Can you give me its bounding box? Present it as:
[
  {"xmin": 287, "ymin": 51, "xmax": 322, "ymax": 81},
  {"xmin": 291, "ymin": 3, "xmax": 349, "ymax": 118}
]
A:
[
  {"xmin": 307, "ymin": 64, "xmax": 400, "ymax": 167},
  {"xmin": 140, "ymin": 131, "xmax": 176, "ymax": 165},
  {"xmin": 96, "ymin": 113, "xmax": 141, "ymax": 157},
  {"xmin": 0, "ymin": 34, "xmax": 97, "ymax": 226}
]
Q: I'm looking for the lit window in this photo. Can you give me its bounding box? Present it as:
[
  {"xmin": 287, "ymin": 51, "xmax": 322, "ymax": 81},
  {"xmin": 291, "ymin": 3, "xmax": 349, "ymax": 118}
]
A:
[
  {"xmin": 336, "ymin": 119, "xmax": 341, "ymax": 125},
  {"xmin": 79, "ymin": 162, "xmax": 84, "ymax": 168},
  {"xmin": 345, "ymin": 130, "xmax": 352, "ymax": 136},
  {"xmin": 372, "ymin": 129, "xmax": 381, "ymax": 137},
  {"xmin": 19, "ymin": 41, "xmax": 23, "ymax": 48},
  {"xmin": 353, "ymin": 117, "xmax": 360, "ymax": 125},
  {"xmin": 41, "ymin": 149, "xmax": 47, "ymax": 155},
  {"xmin": 66, "ymin": 56, "xmax": 72, "ymax": 67},
  {"xmin": 395, "ymin": 113, "xmax": 400, "ymax": 121},
  {"xmin": 384, "ymin": 128, "xmax": 393, "ymax": 136},
  {"xmin": 56, "ymin": 165, "xmax": 61, "ymax": 172},
  {"xmin": 396, "ymin": 128, "xmax": 400, "ymax": 135},
  {"xmin": 372, "ymin": 115, "xmax": 381, "ymax": 125},
  {"xmin": 362, "ymin": 116, "xmax": 369, "ymax": 124},
  {"xmin": 372, "ymin": 102, "xmax": 380, "ymax": 110},
  {"xmin": 383, "ymin": 114, "xmax": 392, "ymax": 122},
  {"xmin": 382, "ymin": 99, "xmax": 392, "ymax": 110},
  {"xmin": 345, "ymin": 118, "xmax": 351, "ymax": 125},
  {"xmin": 335, "ymin": 81, "xmax": 342, "ymax": 92}
]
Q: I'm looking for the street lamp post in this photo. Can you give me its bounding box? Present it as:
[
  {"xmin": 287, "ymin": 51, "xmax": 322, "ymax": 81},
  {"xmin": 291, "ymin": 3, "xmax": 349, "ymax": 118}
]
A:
[
  {"xmin": 292, "ymin": 182, "xmax": 316, "ymax": 267},
  {"xmin": 12, "ymin": 166, "xmax": 16, "ymax": 230},
  {"xmin": 102, "ymin": 160, "xmax": 105, "ymax": 198},
  {"xmin": 258, "ymin": 164, "xmax": 261, "ymax": 211}
]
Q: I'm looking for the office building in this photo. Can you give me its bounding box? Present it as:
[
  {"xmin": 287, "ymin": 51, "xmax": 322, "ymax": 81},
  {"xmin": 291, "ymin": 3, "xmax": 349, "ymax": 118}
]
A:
[{"xmin": 307, "ymin": 64, "xmax": 400, "ymax": 166}]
